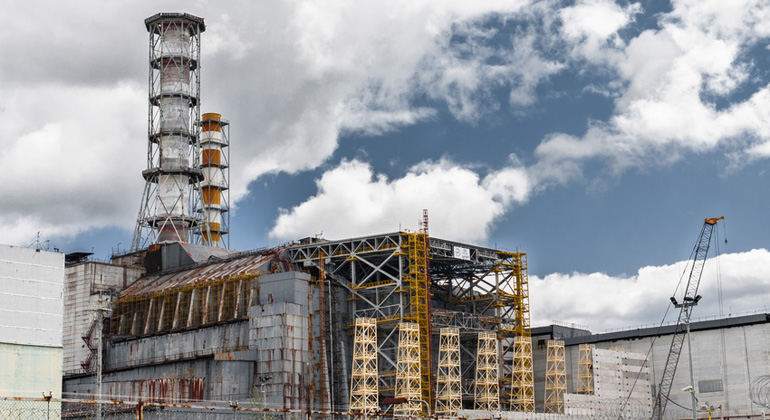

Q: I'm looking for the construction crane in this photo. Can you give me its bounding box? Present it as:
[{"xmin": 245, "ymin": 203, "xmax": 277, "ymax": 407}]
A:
[{"xmin": 651, "ymin": 216, "xmax": 724, "ymax": 420}]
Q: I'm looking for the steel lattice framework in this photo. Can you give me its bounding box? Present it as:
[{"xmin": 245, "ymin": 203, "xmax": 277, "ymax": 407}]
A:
[
  {"xmin": 350, "ymin": 318, "xmax": 378, "ymax": 419},
  {"xmin": 394, "ymin": 322, "xmax": 422, "ymax": 416},
  {"xmin": 545, "ymin": 339, "xmax": 567, "ymax": 414},
  {"xmin": 436, "ymin": 327, "xmax": 462, "ymax": 416},
  {"xmin": 511, "ymin": 335, "xmax": 535, "ymax": 412},
  {"xmin": 133, "ymin": 13, "xmax": 209, "ymax": 250},
  {"xmin": 197, "ymin": 113, "xmax": 230, "ymax": 248},
  {"xmin": 475, "ymin": 331, "xmax": 499, "ymax": 410},
  {"xmin": 285, "ymin": 232, "xmax": 528, "ymax": 413}
]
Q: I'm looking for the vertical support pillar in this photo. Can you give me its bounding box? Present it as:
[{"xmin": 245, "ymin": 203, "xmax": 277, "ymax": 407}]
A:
[
  {"xmin": 436, "ymin": 327, "xmax": 461, "ymax": 416},
  {"xmin": 545, "ymin": 339, "xmax": 567, "ymax": 414},
  {"xmin": 577, "ymin": 343, "xmax": 595, "ymax": 394},
  {"xmin": 511, "ymin": 335, "xmax": 535, "ymax": 412},
  {"xmin": 350, "ymin": 317, "xmax": 378, "ymax": 420},
  {"xmin": 395, "ymin": 322, "xmax": 422, "ymax": 416},
  {"xmin": 474, "ymin": 331, "xmax": 499, "ymax": 410}
]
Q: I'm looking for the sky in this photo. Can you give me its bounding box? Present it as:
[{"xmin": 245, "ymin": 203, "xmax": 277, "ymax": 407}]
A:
[{"xmin": 1, "ymin": 0, "xmax": 769, "ymax": 332}]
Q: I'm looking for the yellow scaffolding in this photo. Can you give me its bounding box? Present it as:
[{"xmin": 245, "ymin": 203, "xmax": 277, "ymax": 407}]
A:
[
  {"xmin": 545, "ymin": 339, "xmax": 566, "ymax": 414},
  {"xmin": 349, "ymin": 317, "xmax": 378, "ymax": 420},
  {"xmin": 394, "ymin": 322, "xmax": 422, "ymax": 416},
  {"xmin": 436, "ymin": 327, "xmax": 461, "ymax": 416},
  {"xmin": 404, "ymin": 232, "xmax": 431, "ymax": 411},
  {"xmin": 475, "ymin": 331, "xmax": 499, "ymax": 410},
  {"xmin": 511, "ymin": 335, "xmax": 535, "ymax": 412},
  {"xmin": 577, "ymin": 343, "xmax": 596, "ymax": 394}
]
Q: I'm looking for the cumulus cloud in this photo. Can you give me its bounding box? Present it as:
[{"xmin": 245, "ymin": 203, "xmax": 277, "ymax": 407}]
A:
[
  {"xmin": 533, "ymin": 0, "xmax": 770, "ymax": 185},
  {"xmin": 4, "ymin": 0, "xmax": 770, "ymax": 253},
  {"xmin": 0, "ymin": 82, "xmax": 146, "ymax": 245},
  {"xmin": 269, "ymin": 158, "xmax": 530, "ymax": 242},
  {"xmin": 1, "ymin": 0, "xmax": 564, "ymax": 245},
  {"xmin": 415, "ymin": 12, "xmax": 565, "ymax": 118},
  {"xmin": 207, "ymin": 0, "xmax": 554, "ymax": 203},
  {"xmin": 530, "ymin": 248, "xmax": 770, "ymax": 332},
  {"xmin": 559, "ymin": 0, "xmax": 641, "ymax": 64},
  {"xmin": 267, "ymin": 0, "xmax": 770, "ymax": 245}
]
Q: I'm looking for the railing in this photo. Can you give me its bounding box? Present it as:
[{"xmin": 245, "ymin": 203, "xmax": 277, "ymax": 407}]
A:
[{"xmin": 600, "ymin": 308, "xmax": 768, "ymax": 334}]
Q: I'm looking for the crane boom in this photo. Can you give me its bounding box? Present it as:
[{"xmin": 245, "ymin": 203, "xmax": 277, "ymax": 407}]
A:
[{"xmin": 651, "ymin": 216, "xmax": 723, "ymax": 420}]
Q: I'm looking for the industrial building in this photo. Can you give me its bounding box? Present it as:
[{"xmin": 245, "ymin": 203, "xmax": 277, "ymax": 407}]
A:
[
  {"xmin": 0, "ymin": 244, "xmax": 64, "ymax": 398},
  {"xmin": 530, "ymin": 313, "xmax": 770, "ymax": 419},
  {"xmin": 51, "ymin": 10, "xmax": 769, "ymax": 420}
]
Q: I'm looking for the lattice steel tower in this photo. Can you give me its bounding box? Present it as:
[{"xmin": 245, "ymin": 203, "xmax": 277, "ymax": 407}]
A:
[
  {"xmin": 475, "ymin": 331, "xmax": 499, "ymax": 410},
  {"xmin": 349, "ymin": 318, "xmax": 378, "ymax": 419},
  {"xmin": 545, "ymin": 339, "xmax": 567, "ymax": 414},
  {"xmin": 394, "ymin": 322, "xmax": 422, "ymax": 416},
  {"xmin": 577, "ymin": 343, "xmax": 595, "ymax": 394},
  {"xmin": 436, "ymin": 327, "xmax": 461, "ymax": 416},
  {"xmin": 132, "ymin": 13, "xmax": 209, "ymax": 250}
]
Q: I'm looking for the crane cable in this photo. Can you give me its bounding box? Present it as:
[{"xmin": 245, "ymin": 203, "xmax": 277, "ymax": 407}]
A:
[{"xmin": 714, "ymin": 222, "xmax": 725, "ymax": 317}]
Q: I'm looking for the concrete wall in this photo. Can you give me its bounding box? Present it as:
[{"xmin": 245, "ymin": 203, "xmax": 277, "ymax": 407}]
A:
[
  {"xmin": 0, "ymin": 342, "xmax": 63, "ymax": 398},
  {"xmin": 250, "ymin": 271, "xmax": 312, "ymax": 411},
  {"xmin": 0, "ymin": 244, "xmax": 64, "ymax": 347},
  {"xmin": 66, "ymin": 358, "xmax": 253, "ymax": 402},
  {"xmin": 0, "ymin": 244, "xmax": 64, "ymax": 397},
  {"xmin": 105, "ymin": 322, "xmax": 250, "ymax": 370},
  {"xmin": 63, "ymin": 262, "xmax": 144, "ymax": 374}
]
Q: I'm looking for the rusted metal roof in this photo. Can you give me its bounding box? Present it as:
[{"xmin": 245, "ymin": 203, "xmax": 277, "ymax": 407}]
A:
[{"xmin": 119, "ymin": 248, "xmax": 282, "ymax": 299}]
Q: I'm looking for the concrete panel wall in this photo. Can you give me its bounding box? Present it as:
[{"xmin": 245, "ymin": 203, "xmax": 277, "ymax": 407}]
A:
[
  {"xmin": 0, "ymin": 342, "xmax": 63, "ymax": 397},
  {"xmin": 250, "ymin": 301, "xmax": 310, "ymax": 411},
  {"xmin": 63, "ymin": 262, "xmax": 144, "ymax": 374},
  {"xmin": 258, "ymin": 271, "xmax": 310, "ymax": 305},
  {"xmin": 65, "ymin": 358, "xmax": 254, "ymax": 402},
  {"xmin": 105, "ymin": 322, "xmax": 250, "ymax": 370},
  {"xmin": 0, "ymin": 244, "xmax": 64, "ymax": 347}
]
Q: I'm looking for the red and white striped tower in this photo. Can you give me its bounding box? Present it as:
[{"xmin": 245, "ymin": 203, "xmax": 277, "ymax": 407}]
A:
[{"xmin": 132, "ymin": 13, "xmax": 209, "ymax": 250}]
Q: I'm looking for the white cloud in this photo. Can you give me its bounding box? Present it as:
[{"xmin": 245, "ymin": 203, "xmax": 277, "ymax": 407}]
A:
[
  {"xmin": 416, "ymin": 7, "xmax": 565, "ymax": 118},
  {"xmin": 1, "ymin": 0, "xmax": 565, "ymax": 244},
  {"xmin": 532, "ymin": 0, "xmax": 770, "ymax": 183},
  {"xmin": 269, "ymin": 158, "xmax": 530, "ymax": 242},
  {"xmin": 560, "ymin": 0, "xmax": 641, "ymax": 64},
  {"xmin": 530, "ymin": 248, "xmax": 770, "ymax": 332},
  {"xmin": 0, "ymin": 82, "xmax": 145, "ymax": 246},
  {"xmin": 4, "ymin": 0, "xmax": 770, "ymax": 252}
]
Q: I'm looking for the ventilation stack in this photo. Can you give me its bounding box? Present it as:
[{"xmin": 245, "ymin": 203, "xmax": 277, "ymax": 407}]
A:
[
  {"xmin": 132, "ymin": 13, "xmax": 208, "ymax": 250},
  {"xmin": 199, "ymin": 113, "xmax": 229, "ymax": 247}
]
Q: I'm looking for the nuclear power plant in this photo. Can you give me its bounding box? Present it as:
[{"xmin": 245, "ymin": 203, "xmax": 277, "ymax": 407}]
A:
[{"xmin": 2, "ymin": 11, "xmax": 769, "ymax": 420}]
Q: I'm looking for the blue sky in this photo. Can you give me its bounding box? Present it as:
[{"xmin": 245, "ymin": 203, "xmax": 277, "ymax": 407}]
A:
[{"xmin": 1, "ymin": 0, "xmax": 769, "ymax": 331}]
